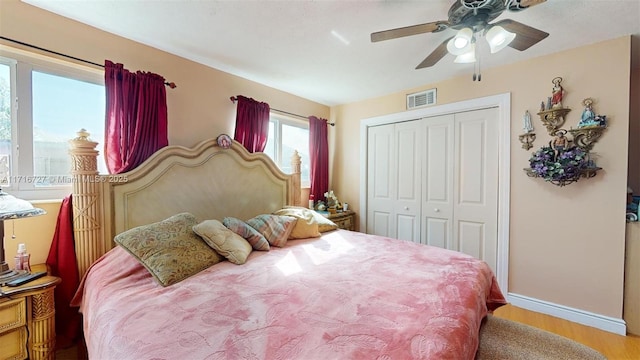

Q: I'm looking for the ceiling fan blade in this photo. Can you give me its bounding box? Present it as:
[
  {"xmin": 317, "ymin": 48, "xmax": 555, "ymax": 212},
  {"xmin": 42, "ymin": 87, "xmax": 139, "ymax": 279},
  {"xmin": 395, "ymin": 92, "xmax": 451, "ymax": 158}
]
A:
[
  {"xmin": 371, "ymin": 21, "xmax": 448, "ymax": 42},
  {"xmin": 519, "ymin": 0, "xmax": 546, "ymax": 8},
  {"xmin": 416, "ymin": 37, "xmax": 452, "ymax": 69},
  {"xmin": 494, "ymin": 19, "xmax": 549, "ymax": 51}
]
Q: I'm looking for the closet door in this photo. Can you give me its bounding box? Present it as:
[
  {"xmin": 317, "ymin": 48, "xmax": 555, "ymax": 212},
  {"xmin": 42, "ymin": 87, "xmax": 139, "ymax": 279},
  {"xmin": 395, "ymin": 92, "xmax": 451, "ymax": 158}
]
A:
[
  {"xmin": 452, "ymin": 107, "xmax": 499, "ymax": 271},
  {"xmin": 394, "ymin": 121, "xmax": 421, "ymax": 242},
  {"xmin": 421, "ymin": 115, "xmax": 455, "ymax": 248},
  {"xmin": 367, "ymin": 124, "xmax": 395, "ymax": 237},
  {"xmin": 367, "ymin": 121, "xmax": 421, "ymax": 242},
  {"xmin": 420, "ymin": 108, "xmax": 499, "ymax": 272}
]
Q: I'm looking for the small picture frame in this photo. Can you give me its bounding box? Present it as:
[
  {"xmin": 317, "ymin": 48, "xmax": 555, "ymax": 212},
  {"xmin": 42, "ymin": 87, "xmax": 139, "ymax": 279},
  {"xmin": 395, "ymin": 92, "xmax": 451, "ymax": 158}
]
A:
[{"xmin": 217, "ymin": 134, "xmax": 232, "ymax": 149}]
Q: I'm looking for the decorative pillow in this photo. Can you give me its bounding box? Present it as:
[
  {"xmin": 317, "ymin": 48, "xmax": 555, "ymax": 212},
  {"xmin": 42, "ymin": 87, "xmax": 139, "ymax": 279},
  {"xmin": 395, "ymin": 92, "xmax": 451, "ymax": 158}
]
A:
[
  {"xmin": 193, "ymin": 220, "xmax": 253, "ymax": 265},
  {"xmin": 273, "ymin": 208, "xmax": 321, "ymax": 239},
  {"xmin": 284, "ymin": 206, "xmax": 339, "ymax": 233},
  {"xmin": 223, "ymin": 217, "xmax": 270, "ymax": 251},
  {"xmin": 246, "ymin": 214, "xmax": 297, "ymax": 247},
  {"xmin": 114, "ymin": 213, "xmax": 223, "ymax": 287},
  {"xmin": 314, "ymin": 213, "xmax": 339, "ymax": 233}
]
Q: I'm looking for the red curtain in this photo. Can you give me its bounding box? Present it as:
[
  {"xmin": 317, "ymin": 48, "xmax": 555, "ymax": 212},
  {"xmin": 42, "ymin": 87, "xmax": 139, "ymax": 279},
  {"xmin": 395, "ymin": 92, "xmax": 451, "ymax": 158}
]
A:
[
  {"xmin": 309, "ymin": 116, "xmax": 329, "ymax": 203},
  {"xmin": 46, "ymin": 195, "xmax": 79, "ymax": 349},
  {"xmin": 104, "ymin": 60, "xmax": 168, "ymax": 174},
  {"xmin": 233, "ymin": 95, "xmax": 270, "ymax": 153}
]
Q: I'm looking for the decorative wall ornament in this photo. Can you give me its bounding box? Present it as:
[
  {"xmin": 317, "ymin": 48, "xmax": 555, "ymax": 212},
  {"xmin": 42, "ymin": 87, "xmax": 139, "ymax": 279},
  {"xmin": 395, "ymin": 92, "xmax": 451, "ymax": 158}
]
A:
[
  {"xmin": 525, "ymin": 144, "xmax": 600, "ymax": 187},
  {"xmin": 536, "ymin": 77, "xmax": 571, "ymax": 135},
  {"xmin": 519, "ymin": 132, "xmax": 536, "ymax": 150},
  {"xmin": 523, "ymin": 78, "xmax": 607, "ymax": 186},
  {"xmin": 538, "ymin": 107, "xmax": 571, "ymax": 135},
  {"xmin": 568, "ymin": 98, "xmax": 607, "ymax": 152},
  {"xmin": 518, "ymin": 110, "xmax": 536, "ymax": 150}
]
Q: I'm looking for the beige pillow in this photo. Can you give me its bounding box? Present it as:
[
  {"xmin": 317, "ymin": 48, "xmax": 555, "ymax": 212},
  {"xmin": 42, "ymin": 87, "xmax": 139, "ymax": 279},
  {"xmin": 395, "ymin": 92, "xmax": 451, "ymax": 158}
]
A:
[
  {"xmin": 283, "ymin": 206, "xmax": 339, "ymax": 233},
  {"xmin": 273, "ymin": 207, "xmax": 321, "ymax": 239},
  {"xmin": 314, "ymin": 213, "xmax": 339, "ymax": 233},
  {"xmin": 114, "ymin": 213, "xmax": 224, "ymax": 287},
  {"xmin": 193, "ymin": 219, "xmax": 253, "ymax": 265}
]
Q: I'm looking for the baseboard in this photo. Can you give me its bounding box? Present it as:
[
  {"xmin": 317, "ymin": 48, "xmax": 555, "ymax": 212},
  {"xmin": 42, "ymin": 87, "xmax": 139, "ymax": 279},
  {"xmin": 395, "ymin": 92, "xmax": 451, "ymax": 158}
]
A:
[{"xmin": 507, "ymin": 292, "xmax": 626, "ymax": 335}]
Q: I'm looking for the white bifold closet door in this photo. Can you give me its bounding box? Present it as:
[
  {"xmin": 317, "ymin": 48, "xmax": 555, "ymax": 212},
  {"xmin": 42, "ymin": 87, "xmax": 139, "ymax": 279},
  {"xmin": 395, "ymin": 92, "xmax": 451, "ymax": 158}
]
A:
[
  {"xmin": 366, "ymin": 107, "xmax": 499, "ymax": 273},
  {"xmin": 366, "ymin": 120, "xmax": 421, "ymax": 243}
]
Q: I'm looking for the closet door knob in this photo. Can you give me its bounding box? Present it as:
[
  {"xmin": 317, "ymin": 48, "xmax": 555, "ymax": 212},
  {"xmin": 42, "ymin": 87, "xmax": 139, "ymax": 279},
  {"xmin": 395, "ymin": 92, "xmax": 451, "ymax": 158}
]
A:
[
  {"xmin": 404, "ymin": 206, "xmax": 409, "ymax": 210},
  {"xmin": 434, "ymin": 208, "xmax": 440, "ymax": 212}
]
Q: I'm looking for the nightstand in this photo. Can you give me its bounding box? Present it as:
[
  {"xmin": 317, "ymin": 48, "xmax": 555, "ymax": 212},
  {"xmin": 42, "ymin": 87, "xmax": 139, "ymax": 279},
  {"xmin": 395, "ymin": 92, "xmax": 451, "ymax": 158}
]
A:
[
  {"xmin": 0, "ymin": 271, "xmax": 61, "ymax": 360},
  {"xmin": 327, "ymin": 210, "xmax": 356, "ymax": 231}
]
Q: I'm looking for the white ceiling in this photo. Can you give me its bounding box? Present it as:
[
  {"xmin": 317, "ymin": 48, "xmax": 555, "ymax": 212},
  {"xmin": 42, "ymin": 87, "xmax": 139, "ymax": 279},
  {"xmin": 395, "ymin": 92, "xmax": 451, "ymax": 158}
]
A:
[{"xmin": 23, "ymin": 0, "xmax": 640, "ymax": 106}]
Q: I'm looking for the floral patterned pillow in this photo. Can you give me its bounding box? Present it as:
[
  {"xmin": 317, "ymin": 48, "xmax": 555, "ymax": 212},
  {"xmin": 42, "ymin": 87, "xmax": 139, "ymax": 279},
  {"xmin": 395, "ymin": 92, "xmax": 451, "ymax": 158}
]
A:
[
  {"xmin": 114, "ymin": 213, "xmax": 223, "ymax": 286},
  {"xmin": 223, "ymin": 217, "xmax": 270, "ymax": 251},
  {"xmin": 246, "ymin": 214, "xmax": 297, "ymax": 247}
]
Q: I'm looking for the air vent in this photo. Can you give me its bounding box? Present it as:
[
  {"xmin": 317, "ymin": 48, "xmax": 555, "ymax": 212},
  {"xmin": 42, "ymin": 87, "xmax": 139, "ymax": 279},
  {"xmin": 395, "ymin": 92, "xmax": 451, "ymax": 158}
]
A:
[{"xmin": 407, "ymin": 88, "xmax": 436, "ymax": 110}]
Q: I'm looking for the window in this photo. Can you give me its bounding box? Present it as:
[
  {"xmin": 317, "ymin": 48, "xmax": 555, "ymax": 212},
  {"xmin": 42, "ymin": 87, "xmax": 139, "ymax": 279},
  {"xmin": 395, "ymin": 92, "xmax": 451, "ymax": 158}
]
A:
[
  {"xmin": 0, "ymin": 63, "xmax": 11, "ymax": 187},
  {"xmin": 264, "ymin": 114, "xmax": 310, "ymax": 187},
  {"xmin": 0, "ymin": 51, "xmax": 105, "ymax": 200}
]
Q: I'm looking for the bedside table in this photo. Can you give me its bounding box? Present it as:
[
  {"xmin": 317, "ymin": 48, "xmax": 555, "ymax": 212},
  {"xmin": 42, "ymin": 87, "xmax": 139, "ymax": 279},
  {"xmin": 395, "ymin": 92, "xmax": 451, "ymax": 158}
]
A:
[
  {"xmin": 327, "ymin": 210, "xmax": 356, "ymax": 231},
  {"xmin": 1, "ymin": 272, "xmax": 61, "ymax": 360}
]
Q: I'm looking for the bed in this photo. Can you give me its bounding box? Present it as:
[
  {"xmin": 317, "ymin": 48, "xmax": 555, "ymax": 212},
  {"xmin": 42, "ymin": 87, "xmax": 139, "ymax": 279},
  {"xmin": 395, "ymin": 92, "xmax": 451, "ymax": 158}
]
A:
[{"xmin": 68, "ymin": 135, "xmax": 506, "ymax": 360}]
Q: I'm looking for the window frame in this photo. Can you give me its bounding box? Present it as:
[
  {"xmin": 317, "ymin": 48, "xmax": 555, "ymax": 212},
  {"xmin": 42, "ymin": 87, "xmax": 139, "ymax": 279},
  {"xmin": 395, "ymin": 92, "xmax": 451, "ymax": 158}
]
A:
[
  {"xmin": 0, "ymin": 48, "xmax": 104, "ymax": 200},
  {"xmin": 267, "ymin": 113, "xmax": 310, "ymax": 188}
]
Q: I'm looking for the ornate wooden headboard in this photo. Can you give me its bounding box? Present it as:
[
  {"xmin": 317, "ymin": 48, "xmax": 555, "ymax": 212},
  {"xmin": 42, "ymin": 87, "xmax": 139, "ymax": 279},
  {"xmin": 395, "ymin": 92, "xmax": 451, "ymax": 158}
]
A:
[{"xmin": 68, "ymin": 131, "xmax": 301, "ymax": 276}]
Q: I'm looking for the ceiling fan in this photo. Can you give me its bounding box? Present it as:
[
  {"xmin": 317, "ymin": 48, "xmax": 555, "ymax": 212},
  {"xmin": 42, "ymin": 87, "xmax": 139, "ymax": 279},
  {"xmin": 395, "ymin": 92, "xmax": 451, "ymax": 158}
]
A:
[{"xmin": 371, "ymin": 0, "xmax": 549, "ymax": 72}]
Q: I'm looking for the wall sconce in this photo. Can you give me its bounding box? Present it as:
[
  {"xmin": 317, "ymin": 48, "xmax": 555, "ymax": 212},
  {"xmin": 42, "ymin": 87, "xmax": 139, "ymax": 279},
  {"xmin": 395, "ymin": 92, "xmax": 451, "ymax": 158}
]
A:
[{"xmin": 519, "ymin": 133, "xmax": 536, "ymax": 150}]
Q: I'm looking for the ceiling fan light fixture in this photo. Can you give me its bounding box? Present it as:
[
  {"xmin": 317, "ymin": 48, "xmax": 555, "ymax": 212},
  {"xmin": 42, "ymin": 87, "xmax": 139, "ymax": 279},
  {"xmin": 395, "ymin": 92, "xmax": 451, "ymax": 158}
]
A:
[
  {"xmin": 446, "ymin": 27, "xmax": 474, "ymax": 55},
  {"xmin": 486, "ymin": 25, "xmax": 516, "ymax": 53},
  {"xmin": 454, "ymin": 44, "xmax": 476, "ymax": 63}
]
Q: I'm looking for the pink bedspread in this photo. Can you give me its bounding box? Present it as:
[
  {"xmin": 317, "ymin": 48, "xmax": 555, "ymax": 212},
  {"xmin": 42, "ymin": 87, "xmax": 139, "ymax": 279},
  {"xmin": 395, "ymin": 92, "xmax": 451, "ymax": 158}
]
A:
[{"xmin": 74, "ymin": 230, "xmax": 506, "ymax": 360}]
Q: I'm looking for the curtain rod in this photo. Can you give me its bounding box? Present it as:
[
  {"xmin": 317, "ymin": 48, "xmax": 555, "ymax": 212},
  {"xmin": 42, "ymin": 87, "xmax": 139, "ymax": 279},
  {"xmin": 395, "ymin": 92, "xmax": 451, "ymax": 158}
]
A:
[
  {"xmin": 230, "ymin": 96, "xmax": 334, "ymax": 126},
  {"xmin": 0, "ymin": 36, "xmax": 177, "ymax": 89}
]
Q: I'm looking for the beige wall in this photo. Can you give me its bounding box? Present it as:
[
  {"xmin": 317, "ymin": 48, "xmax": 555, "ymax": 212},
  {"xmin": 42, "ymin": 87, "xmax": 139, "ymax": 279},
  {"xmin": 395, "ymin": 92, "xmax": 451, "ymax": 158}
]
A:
[
  {"xmin": 331, "ymin": 37, "xmax": 631, "ymax": 319},
  {"xmin": 2, "ymin": 201, "xmax": 60, "ymax": 268},
  {"xmin": 629, "ymin": 36, "xmax": 640, "ymax": 192},
  {"xmin": 1, "ymin": 0, "xmax": 632, "ymax": 322},
  {"xmin": 0, "ymin": 0, "xmax": 329, "ymax": 264}
]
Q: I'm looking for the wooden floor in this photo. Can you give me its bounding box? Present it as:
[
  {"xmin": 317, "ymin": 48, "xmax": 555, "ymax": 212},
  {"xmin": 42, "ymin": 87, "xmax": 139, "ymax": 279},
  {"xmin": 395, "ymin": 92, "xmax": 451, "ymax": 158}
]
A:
[{"xmin": 494, "ymin": 304, "xmax": 640, "ymax": 359}]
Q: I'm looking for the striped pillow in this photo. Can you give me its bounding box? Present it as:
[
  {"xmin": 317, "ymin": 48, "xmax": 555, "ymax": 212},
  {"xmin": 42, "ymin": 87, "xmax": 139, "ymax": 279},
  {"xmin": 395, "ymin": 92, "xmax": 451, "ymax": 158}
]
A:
[
  {"xmin": 223, "ymin": 217, "xmax": 270, "ymax": 251},
  {"xmin": 246, "ymin": 214, "xmax": 297, "ymax": 247}
]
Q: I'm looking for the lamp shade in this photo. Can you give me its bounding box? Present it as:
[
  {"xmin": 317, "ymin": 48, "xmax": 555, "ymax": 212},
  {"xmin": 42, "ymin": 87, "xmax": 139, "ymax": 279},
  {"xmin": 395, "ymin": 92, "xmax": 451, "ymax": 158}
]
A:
[
  {"xmin": 486, "ymin": 25, "xmax": 516, "ymax": 54},
  {"xmin": 446, "ymin": 28, "xmax": 474, "ymax": 56},
  {"xmin": 0, "ymin": 190, "xmax": 46, "ymax": 220},
  {"xmin": 454, "ymin": 44, "xmax": 476, "ymax": 63}
]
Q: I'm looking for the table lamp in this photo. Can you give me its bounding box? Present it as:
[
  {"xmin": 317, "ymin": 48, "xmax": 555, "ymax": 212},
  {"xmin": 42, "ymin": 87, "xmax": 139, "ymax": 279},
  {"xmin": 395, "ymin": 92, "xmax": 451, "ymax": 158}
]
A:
[{"xmin": 0, "ymin": 189, "xmax": 46, "ymax": 284}]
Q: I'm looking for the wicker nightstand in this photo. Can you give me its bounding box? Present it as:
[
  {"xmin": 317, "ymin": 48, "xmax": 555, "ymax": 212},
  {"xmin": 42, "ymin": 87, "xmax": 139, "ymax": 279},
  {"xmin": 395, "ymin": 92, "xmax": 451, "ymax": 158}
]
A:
[
  {"xmin": 326, "ymin": 210, "xmax": 356, "ymax": 231},
  {"xmin": 0, "ymin": 270, "xmax": 60, "ymax": 360}
]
